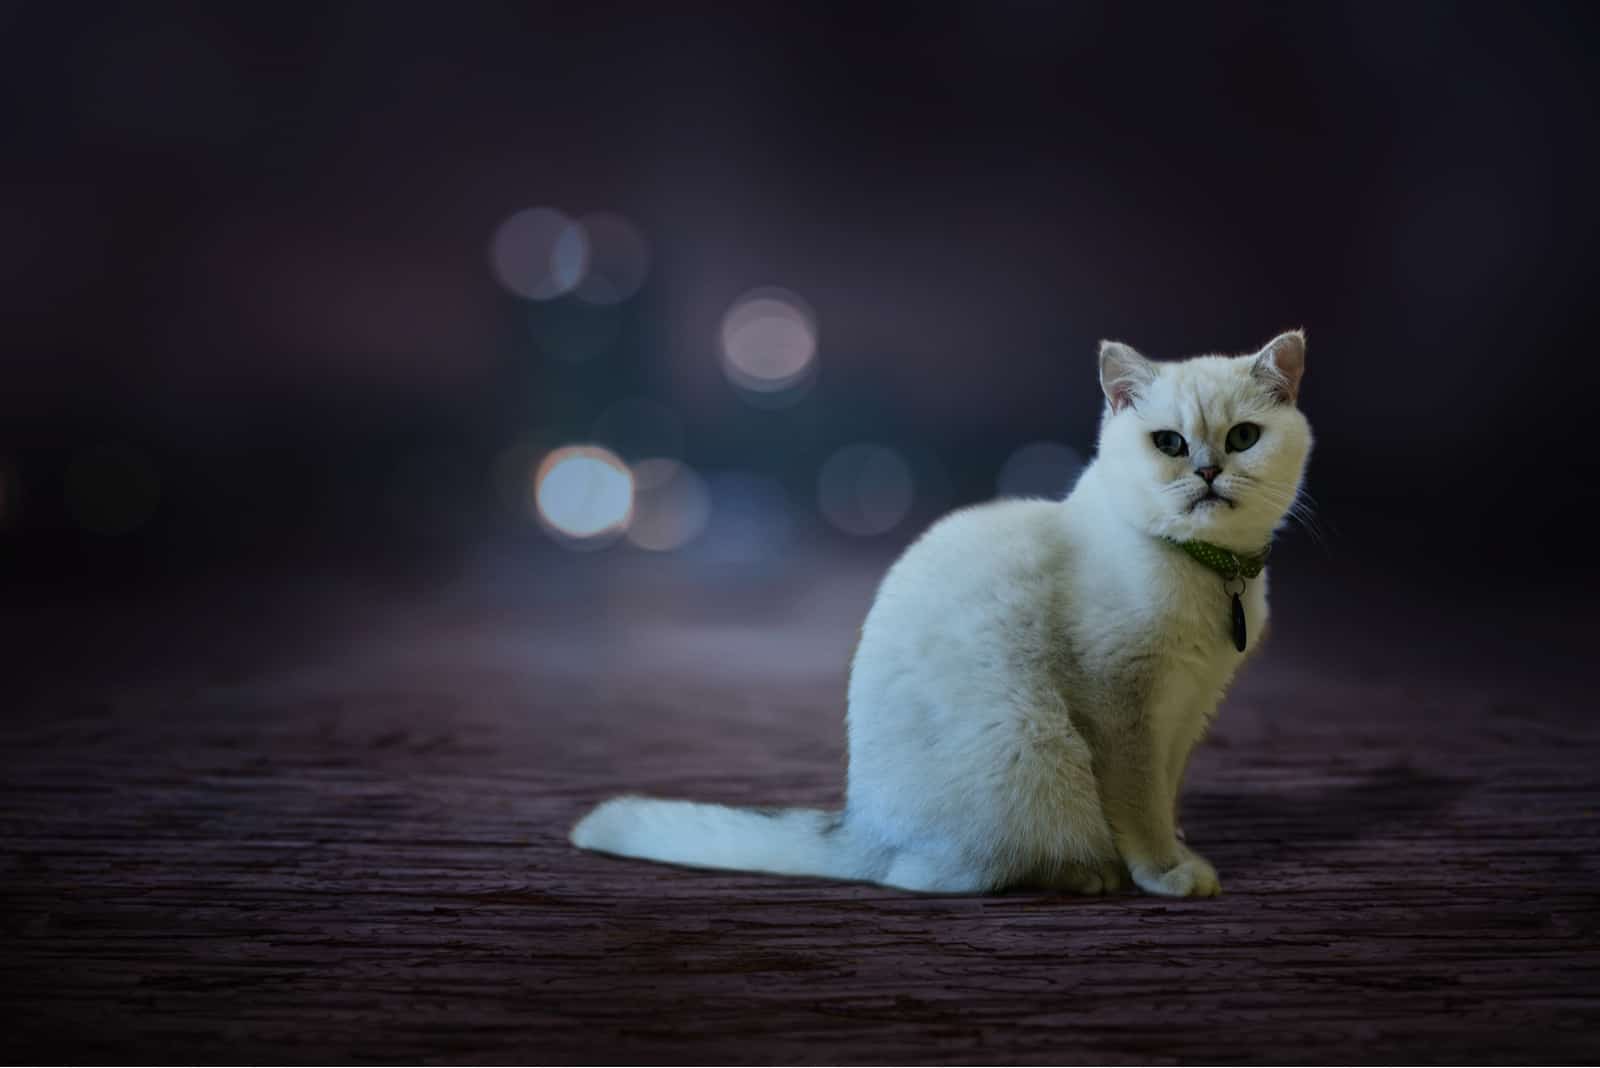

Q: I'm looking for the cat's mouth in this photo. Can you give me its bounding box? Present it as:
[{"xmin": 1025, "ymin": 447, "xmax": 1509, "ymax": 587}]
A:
[{"xmin": 1189, "ymin": 489, "xmax": 1234, "ymax": 511}]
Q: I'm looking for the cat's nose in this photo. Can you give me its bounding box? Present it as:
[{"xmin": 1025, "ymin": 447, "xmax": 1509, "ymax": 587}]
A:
[{"xmin": 1195, "ymin": 466, "xmax": 1222, "ymax": 484}]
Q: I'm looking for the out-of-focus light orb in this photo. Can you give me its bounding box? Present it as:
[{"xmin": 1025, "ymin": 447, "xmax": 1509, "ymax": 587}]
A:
[
  {"xmin": 65, "ymin": 445, "xmax": 160, "ymax": 536},
  {"xmin": 574, "ymin": 212, "xmax": 650, "ymax": 305},
  {"xmin": 719, "ymin": 287, "xmax": 818, "ymax": 404},
  {"xmin": 592, "ymin": 398, "xmax": 683, "ymax": 463},
  {"xmin": 627, "ymin": 458, "xmax": 711, "ymax": 552},
  {"xmin": 818, "ymin": 443, "xmax": 914, "ymax": 536},
  {"xmin": 534, "ymin": 445, "xmax": 633, "ymax": 544},
  {"xmin": 997, "ymin": 441, "xmax": 1085, "ymax": 500},
  {"xmin": 490, "ymin": 207, "xmax": 590, "ymax": 301}
]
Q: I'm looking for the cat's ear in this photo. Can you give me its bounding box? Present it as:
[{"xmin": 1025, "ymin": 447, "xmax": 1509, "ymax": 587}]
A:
[
  {"xmin": 1098, "ymin": 341, "xmax": 1156, "ymax": 414},
  {"xmin": 1251, "ymin": 329, "xmax": 1306, "ymax": 405}
]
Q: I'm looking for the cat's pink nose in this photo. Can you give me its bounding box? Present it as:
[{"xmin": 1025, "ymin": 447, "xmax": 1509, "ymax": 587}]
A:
[{"xmin": 1195, "ymin": 466, "xmax": 1222, "ymax": 483}]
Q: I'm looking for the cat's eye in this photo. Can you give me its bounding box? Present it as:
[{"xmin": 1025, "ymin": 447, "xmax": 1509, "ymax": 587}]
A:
[
  {"xmin": 1151, "ymin": 430, "xmax": 1187, "ymax": 457},
  {"xmin": 1225, "ymin": 422, "xmax": 1262, "ymax": 452}
]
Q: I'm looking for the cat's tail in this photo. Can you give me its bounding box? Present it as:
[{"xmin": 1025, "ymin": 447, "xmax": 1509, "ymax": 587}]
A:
[{"xmin": 569, "ymin": 796, "xmax": 864, "ymax": 881}]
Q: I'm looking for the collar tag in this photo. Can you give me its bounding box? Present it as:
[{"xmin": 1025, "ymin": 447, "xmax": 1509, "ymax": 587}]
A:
[{"xmin": 1163, "ymin": 538, "xmax": 1269, "ymax": 651}]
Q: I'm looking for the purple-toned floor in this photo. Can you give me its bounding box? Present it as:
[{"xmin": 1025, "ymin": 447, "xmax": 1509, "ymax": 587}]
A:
[{"xmin": 2, "ymin": 545, "xmax": 1597, "ymax": 1063}]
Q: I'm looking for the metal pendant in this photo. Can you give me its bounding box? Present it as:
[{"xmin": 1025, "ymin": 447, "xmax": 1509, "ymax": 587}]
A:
[{"xmin": 1230, "ymin": 591, "xmax": 1247, "ymax": 652}]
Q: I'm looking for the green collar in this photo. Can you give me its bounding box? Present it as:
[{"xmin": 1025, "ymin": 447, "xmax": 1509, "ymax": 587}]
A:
[{"xmin": 1163, "ymin": 538, "xmax": 1271, "ymax": 582}]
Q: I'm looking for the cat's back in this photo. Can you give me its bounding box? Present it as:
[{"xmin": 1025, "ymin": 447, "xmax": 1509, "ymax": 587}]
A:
[
  {"xmin": 846, "ymin": 497, "xmax": 1088, "ymax": 845},
  {"xmin": 856, "ymin": 497, "xmax": 1072, "ymax": 666}
]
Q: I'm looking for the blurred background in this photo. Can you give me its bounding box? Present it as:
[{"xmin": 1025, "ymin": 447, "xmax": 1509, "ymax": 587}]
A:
[
  {"xmin": 3, "ymin": 0, "xmax": 1598, "ymax": 608},
  {"xmin": 8, "ymin": 8, "xmax": 1600, "ymax": 1057}
]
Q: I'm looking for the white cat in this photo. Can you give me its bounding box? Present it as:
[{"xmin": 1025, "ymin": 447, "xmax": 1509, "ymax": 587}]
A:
[{"xmin": 571, "ymin": 331, "xmax": 1311, "ymax": 897}]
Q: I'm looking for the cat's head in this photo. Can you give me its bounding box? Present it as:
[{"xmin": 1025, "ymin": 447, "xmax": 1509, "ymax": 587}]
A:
[{"xmin": 1094, "ymin": 331, "xmax": 1312, "ymax": 551}]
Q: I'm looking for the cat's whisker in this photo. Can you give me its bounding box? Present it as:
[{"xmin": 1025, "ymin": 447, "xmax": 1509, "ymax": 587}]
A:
[{"xmin": 1218, "ymin": 474, "xmax": 1332, "ymax": 553}]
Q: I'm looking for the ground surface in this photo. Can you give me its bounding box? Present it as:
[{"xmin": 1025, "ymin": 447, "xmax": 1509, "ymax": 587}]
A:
[{"xmin": 2, "ymin": 544, "xmax": 1597, "ymax": 1063}]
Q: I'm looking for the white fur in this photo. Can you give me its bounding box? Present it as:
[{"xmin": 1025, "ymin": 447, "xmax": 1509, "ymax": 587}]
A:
[{"xmin": 571, "ymin": 332, "xmax": 1313, "ymax": 897}]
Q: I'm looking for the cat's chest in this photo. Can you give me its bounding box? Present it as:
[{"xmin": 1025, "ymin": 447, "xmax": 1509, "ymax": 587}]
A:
[
  {"xmin": 1148, "ymin": 580, "xmax": 1262, "ymax": 656},
  {"xmin": 1075, "ymin": 561, "xmax": 1267, "ymax": 693}
]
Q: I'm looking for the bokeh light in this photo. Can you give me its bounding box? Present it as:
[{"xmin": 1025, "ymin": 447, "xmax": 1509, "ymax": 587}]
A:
[
  {"xmin": 592, "ymin": 398, "xmax": 684, "ymax": 463},
  {"xmin": 490, "ymin": 207, "xmax": 590, "ymax": 301},
  {"xmin": 534, "ymin": 445, "xmax": 633, "ymax": 545},
  {"xmin": 492, "ymin": 430, "xmax": 572, "ymax": 518},
  {"xmin": 626, "ymin": 458, "xmax": 711, "ymax": 552},
  {"xmin": 64, "ymin": 445, "xmax": 160, "ymax": 536},
  {"xmin": 818, "ymin": 443, "xmax": 914, "ymax": 536},
  {"xmin": 719, "ymin": 287, "xmax": 818, "ymax": 405},
  {"xmin": 574, "ymin": 212, "xmax": 651, "ymax": 305},
  {"xmin": 996, "ymin": 441, "xmax": 1085, "ymax": 500}
]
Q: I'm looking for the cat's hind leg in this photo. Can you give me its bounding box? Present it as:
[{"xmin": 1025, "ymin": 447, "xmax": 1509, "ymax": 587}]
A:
[
  {"xmin": 880, "ymin": 847, "xmax": 992, "ymax": 894},
  {"xmin": 1010, "ymin": 693, "xmax": 1127, "ymax": 895},
  {"xmin": 1025, "ymin": 855, "xmax": 1129, "ymax": 895}
]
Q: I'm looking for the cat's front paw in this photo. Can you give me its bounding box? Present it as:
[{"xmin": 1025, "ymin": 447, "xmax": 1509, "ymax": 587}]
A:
[{"xmin": 1131, "ymin": 854, "xmax": 1221, "ymax": 898}]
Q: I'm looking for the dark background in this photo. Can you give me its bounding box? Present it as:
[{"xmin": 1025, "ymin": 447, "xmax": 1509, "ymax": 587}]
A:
[
  {"xmin": 5, "ymin": 0, "xmax": 1599, "ymax": 591},
  {"xmin": 5, "ymin": 5, "xmax": 1600, "ymax": 1061}
]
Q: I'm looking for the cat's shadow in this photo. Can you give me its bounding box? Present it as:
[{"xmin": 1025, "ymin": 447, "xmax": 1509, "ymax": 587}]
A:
[{"xmin": 1181, "ymin": 762, "xmax": 1475, "ymax": 876}]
